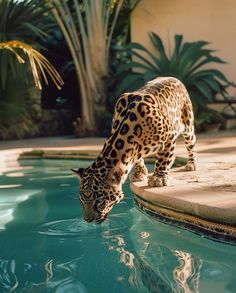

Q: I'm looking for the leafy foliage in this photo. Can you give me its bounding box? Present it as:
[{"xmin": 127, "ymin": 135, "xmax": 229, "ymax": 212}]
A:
[
  {"xmin": 0, "ymin": 0, "xmax": 55, "ymax": 89},
  {"xmin": 0, "ymin": 40, "xmax": 63, "ymax": 89},
  {"xmin": 114, "ymin": 33, "xmax": 232, "ymax": 114},
  {"xmin": 0, "ymin": 0, "xmax": 52, "ymax": 43},
  {"xmin": 0, "ymin": 76, "xmax": 41, "ymax": 139},
  {"xmin": 0, "ymin": 0, "xmax": 63, "ymax": 139}
]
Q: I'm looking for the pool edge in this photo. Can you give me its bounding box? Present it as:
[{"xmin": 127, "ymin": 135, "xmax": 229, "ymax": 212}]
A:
[{"xmin": 133, "ymin": 191, "xmax": 236, "ymax": 244}]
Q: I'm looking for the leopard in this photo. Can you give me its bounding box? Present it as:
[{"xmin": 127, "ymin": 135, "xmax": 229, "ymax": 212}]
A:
[{"xmin": 72, "ymin": 77, "xmax": 196, "ymax": 223}]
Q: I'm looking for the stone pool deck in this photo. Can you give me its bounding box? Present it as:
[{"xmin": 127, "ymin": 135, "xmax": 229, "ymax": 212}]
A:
[
  {"xmin": 0, "ymin": 131, "xmax": 236, "ymax": 239},
  {"xmin": 131, "ymin": 130, "xmax": 236, "ymax": 240}
]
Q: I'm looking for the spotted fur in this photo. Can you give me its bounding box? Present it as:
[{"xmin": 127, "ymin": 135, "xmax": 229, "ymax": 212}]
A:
[{"xmin": 73, "ymin": 77, "xmax": 196, "ymax": 223}]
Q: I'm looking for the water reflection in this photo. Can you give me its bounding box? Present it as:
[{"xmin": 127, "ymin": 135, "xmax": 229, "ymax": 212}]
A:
[
  {"xmin": 127, "ymin": 209, "xmax": 236, "ymax": 293},
  {"xmin": 0, "ymin": 159, "xmax": 236, "ymax": 293},
  {"xmin": 0, "ymin": 259, "xmax": 18, "ymax": 292},
  {"xmin": 0, "ymin": 258, "xmax": 87, "ymax": 293},
  {"xmin": 0, "ymin": 160, "xmax": 83, "ymax": 292},
  {"xmin": 44, "ymin": 259, "xmax": 87, "ymax": 293},
  {"xmin": 173, "ymin": 251, "xmax": 202, "ymax": 293},
  {"xmin": 101, "ymin": 220, "xmax": 200, "ymax": 293},
  {"xmin": 0, "ymin": 203, "xmax": 236, "ymax": 293}
]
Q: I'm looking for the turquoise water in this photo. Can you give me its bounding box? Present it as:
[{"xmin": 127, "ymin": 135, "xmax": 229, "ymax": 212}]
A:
[{"xmin": 0, "ymin": 159, "xmax": 236, "ymax": 293}]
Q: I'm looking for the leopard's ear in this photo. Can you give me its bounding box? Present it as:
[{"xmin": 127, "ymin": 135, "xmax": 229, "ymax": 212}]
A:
[
  {"xmin": 107, "ymin": 166, "xmax": 124, "ymax": 187},
  {"xmin": 71, "ymin": 168, "xmax": 85, "ymax": 179}
]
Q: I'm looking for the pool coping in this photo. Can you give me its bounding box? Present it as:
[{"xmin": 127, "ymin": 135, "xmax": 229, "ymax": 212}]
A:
[
  {"xmin": 134, "ymin": 197, "xmax": 236, "ymax": 244},
  {"xmin": 130, "ymin": 158, "xmax": 236, "ymax": 242},
  {"xmin": 130, "ymin": 163, "xmax": 236, "ymax": 221},
  {"xmin": 132, "ymin": 188, "xmax": 236, "ymax": 244}
]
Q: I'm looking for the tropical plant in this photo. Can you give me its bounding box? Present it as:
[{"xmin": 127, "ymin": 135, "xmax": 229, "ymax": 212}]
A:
[
  {"xmin": 194, "ymin": 109, "xmax": 224, "ymax": 132},
  {"xmin": 114, "ymin": 33, "xmax": 232, "ymax": 114},
  {"xmin": 0, "ymin": 76, "xmax": 40, "ymax": 139},
  {"xmin": 0, "ymin": 0, "xmax": 63, "ymax": 139},
  {"xmin": 0, "ymin": 40, "xmax": 64, "ymax": 139},
  {"xmin": 0, "ymin": 40, "xmax": 63, "ymax": 89},
  {"xmin": 48, "ymin": 0, "xmax": 139, "ymax": 134},
  {"xmin": 0, "ymin": 0, "xmax": 57, "ymax": 88}
]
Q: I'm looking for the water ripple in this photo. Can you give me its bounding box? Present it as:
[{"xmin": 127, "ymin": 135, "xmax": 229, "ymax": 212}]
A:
[
  {"xmin": 38, "ymin": 218, "xmax": 100, "ymax": 236},
  {"xmin": 37, "ymin": 213, "xmax": 129, "ymax": 238}
]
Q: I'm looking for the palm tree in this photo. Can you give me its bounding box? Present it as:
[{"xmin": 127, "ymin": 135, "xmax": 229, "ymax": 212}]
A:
[{"xmin": 49, "ymin": 0, "xmax": 139, "ymax": 134}]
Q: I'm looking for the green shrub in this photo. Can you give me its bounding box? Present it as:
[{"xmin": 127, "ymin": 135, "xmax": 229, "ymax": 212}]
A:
[
  {"xmin": 114, "ymin": 33, "xmax": 233, "ymax": 115},
  {"xmin": 0, "ymin": 0, "xmax": 62, "ymax": 139}
]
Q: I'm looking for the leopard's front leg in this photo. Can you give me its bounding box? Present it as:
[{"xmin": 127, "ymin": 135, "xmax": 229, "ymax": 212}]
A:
[
  {"xmin": 148, "ymin": 138, "xmax": 176, "ymax": 187},
  {"xmin": 130, "ymin": 158, "xmax": 148, "ymax": 182}
]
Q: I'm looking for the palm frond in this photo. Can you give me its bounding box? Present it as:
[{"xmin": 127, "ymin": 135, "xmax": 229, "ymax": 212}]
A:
[
  {"xmin": 115, "ymin": 33, "xmax": 233, "ymax": 115},
  {"xmin": 0, "ymin": 40, "xmax": 63, "ymax": 89},
  {"xmin": 126, "ymin": 42, "xmax": 162, "ymax": 71},
  {"xmin": 0, "ymin": 0, "xmax": 53, "ymax": 43},
  {"xmin": 169, "ymin": 34, "xmax": 183, "ymax": 72}
]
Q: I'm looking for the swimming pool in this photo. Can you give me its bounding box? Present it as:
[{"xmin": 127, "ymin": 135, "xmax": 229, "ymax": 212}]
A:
[{"xmin": 0, "ymin": 159, "xmax": 235, "ymax": 293}]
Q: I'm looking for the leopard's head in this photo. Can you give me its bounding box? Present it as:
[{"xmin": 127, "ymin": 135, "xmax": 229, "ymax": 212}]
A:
[{"xmin": 72, "ymin": 165, "xmax": 125, "ymax": 223}]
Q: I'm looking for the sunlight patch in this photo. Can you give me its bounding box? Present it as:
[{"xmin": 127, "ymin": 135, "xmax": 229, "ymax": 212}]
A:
[{"xmin": 0, "ymin": 184, "xmax": 22, "ymax": 188}]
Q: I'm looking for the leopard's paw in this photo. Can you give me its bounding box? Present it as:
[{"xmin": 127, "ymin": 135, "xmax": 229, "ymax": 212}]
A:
[
  {"xmin": 148, "ymin": 175, "xmax": 168, "ymax": 187},
  {"xmin": 183, "ymin": 162, "xmax": 196, "ymax": 171},
  {"xmin": 130, "ymin": 172, "xmax": 148, "ymax": 182}
]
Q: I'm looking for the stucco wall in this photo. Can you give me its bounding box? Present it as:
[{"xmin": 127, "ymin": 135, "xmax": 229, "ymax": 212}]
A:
[{"xmin": 131, "ymin": 0, "xmax": 236, "ymax": 95}]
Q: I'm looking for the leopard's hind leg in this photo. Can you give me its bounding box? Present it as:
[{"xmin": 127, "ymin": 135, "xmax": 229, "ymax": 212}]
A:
[
  {"xmin": 130, "ymin": 158, "xmax": 148, "ymax": 182},
  {"xmin": 181, "ymin": 103, "xmax": 197, "ymax": 171}
]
